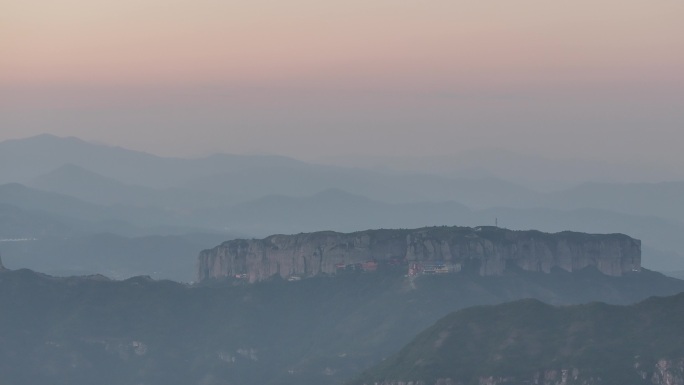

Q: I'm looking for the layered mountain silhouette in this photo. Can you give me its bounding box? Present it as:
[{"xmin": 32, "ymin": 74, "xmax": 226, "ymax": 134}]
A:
[{"xmin": 2, "ymin": 134, "xmax": 684, "ymax": 277}]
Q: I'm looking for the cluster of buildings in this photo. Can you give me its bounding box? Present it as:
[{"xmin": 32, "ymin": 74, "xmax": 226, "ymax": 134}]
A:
[
  {"xmin": 408, "ymin": 262, "xmax": 461, "ymax": 277},
  {"xmin": 333, "ymin": 259, "xmax": 462, "ymax": 278},
  {"xmin": 232, "ymin": 259, "xmax": 464, "ymax": 283},
  {"xmin": 334, "ymin": 261, "xmax": 378, "ymax": 273}
]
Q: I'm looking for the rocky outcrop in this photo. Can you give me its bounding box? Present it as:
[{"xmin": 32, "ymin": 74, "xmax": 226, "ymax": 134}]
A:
[
  {"xmin": 198, "ymin": 226, "xmax": 641, "ymax": 282},
  {"xmin": 647, "ymin": 358, "xmax": 684, "ymax": 385},
  {"xmin": 363, "ymin": 360, "xmax": 684, "ymax": 385},
  {"xmin": 0, "ymin": 253, "xmax": 6, "ymax": 271}
]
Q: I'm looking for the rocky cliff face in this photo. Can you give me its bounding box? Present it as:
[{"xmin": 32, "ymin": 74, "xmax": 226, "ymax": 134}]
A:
[
  {"xmin": 0, "ymin": 253, "xmax": 6, "ymax": 271},
  {"xmin": 198, "ymin": 227, "xmax": 641, "ymax": 282},
  {"xmin": 645, "ymin": 358, "xmax": 684, "ymax": 385}
]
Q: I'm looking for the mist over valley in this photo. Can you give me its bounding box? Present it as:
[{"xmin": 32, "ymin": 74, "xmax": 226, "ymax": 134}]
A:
[{"xmin": 3, "ymin": 1, "xmax": 684, "ymax": 382}]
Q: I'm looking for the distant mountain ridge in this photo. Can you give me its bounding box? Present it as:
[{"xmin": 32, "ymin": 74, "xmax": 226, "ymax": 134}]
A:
[
  {"xmin": 0, "ymin": 183, "xmax": 194, "ymax": 233},
  {"xmin": 0, "ymin": 134, "xmax": 307, "ymax": 188},
  {"xmin": 3, "ymin": 182, "xmax": 684, "ymax": 276},
  {"xmin": 4, "ymin": 134, "xmax": 684, "ymax": 221},
  {"xmin": 2, "ymin": 134, "xmax": 684, "ymax": 274},
  {"xmin": 0, "ymin": 134, "xmax": 539, "ymax": 208},
  {"xmin": 28, "ymin": 163, "xmax": 160, "ymax": 206},
  {"xmin": 541, "ymin": 181, "xmax": 684, "ymax": 223},
  {"xmin": 0, "ymin": 232, "xmax": 230, "ymax": 281},
  {"xmin": 318, "ymin": 149, "xmax": 684, "ymax": 191}
]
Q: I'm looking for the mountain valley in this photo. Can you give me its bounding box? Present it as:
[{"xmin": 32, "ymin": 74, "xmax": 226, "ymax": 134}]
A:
[{"xmin": 1, "ymin": 263, "xmax": 683, "ymax": 385}]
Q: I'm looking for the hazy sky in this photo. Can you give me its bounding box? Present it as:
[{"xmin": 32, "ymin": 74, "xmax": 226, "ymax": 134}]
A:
[{"xmin": 2, "ymin": 0, "xmax": 683, "ymax": 164}]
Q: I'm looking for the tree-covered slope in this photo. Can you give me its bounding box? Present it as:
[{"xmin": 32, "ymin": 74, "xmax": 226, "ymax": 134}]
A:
[
  {"xmin": 1, "ymin": 266, "xmax": 684, "ymax": 385},
  {"xmin": 352, "ymin": 293, "xmax": 684, "ymax": 385}
]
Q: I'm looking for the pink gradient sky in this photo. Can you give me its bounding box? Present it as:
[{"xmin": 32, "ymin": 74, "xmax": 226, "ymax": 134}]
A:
[{"xmin": 2, "ymin": 0, "xmax": 683, "ymax": 165}]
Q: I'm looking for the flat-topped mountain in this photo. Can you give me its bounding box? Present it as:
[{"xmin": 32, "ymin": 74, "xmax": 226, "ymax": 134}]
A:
[{"xmin": 198, "ymin": 226, "xmax": 641, "ymax": 282}]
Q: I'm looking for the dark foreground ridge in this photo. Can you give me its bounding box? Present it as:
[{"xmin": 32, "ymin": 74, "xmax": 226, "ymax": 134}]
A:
[
  {"xmin": 1, "ymin": 265, "xmax": 682, "ymax": 385},
  {"xmin": 351, "ymin": 293, "xmax": 684, "ymax": 385},
  {"xmin": 199, "ymin": 226, "xmax": 641, "ymax": 282}
]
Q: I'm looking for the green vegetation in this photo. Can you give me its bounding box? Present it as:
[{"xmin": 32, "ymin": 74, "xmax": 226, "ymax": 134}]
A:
[
  {"xmin": 351, "ymin": 293, "xmax": 684, "ymax": 385},
  {"xmin": 0, "ymin": 267, "xmax": 683, "ymax": 385}
]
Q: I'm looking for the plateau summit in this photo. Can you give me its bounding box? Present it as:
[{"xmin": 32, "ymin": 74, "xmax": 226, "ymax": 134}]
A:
[{"xmin": 199, "ymin": 226, "xmax": 641, "ymax": 283}]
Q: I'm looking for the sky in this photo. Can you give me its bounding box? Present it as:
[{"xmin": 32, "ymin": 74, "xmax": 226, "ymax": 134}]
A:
[{"xmin": 1, "ymin": 0, "xmax": 683, "ymax": 165}]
